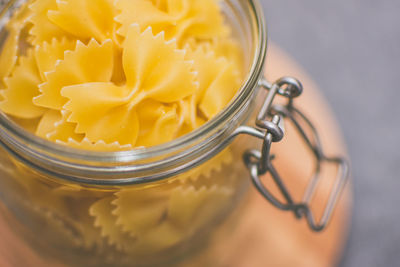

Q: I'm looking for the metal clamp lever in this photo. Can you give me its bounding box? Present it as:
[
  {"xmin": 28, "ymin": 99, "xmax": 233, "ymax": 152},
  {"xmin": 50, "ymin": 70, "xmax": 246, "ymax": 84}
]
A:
[{"xmin": 242, "ymin": 77, "xmax": 350, "ymax": 232}]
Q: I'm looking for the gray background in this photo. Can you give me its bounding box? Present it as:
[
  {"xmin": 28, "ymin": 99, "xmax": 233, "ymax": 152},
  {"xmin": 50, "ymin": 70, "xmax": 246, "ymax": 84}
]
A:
[{"xmin": 262, "ymin": 0, "xmax": 400, "ymax": 266}]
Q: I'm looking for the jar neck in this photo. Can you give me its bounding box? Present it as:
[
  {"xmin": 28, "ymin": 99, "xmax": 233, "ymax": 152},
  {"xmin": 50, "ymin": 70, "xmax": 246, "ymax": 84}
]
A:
[{"xmin": 0, "ymin": 0, "xmax": 267, "ymax": 186}]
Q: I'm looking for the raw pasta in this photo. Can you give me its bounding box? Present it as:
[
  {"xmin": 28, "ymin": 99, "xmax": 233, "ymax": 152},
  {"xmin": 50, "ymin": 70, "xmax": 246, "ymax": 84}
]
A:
[
  {"xmin": 0, "ymin": 0, "xmax": 245, "ymax": 260},
  {"xmin": 0, "ymin": 0, "xmax": 243, "ymax": 149},
  {"xmin": 115, "ymin": 0, "xmax": 229, "ymax": 44}
]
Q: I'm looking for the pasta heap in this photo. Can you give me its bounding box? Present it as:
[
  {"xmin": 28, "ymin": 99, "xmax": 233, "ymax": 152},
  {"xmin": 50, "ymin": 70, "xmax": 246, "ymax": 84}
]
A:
[
  {"xmin": 0, "ymin": 0, "xmax": 243, "ymax": 150},
  {"xmin": 0, "ymin": 0, "xmax": 246, "ymax": 263}
]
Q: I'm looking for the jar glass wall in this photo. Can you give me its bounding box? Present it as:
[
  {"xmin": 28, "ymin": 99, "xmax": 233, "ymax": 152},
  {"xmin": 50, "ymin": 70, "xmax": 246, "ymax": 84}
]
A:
[{"xmin": 0, "ymin": 0, "xmax": 267, "ymax": 266}]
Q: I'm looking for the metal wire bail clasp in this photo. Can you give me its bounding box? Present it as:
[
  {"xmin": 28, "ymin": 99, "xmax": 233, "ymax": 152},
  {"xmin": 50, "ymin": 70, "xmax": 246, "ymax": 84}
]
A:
[{"xmin": 243, "ymin": 77, "xmax": 350, "ymax": 232}]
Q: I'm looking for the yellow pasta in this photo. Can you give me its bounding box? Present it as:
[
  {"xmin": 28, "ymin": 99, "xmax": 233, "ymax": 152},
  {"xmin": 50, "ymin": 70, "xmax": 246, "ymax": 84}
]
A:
[
  {"xmin": 199, "ymin": 62, "xmax": 241, "ymax": 118},
  {"xmin": 168, "ymin": 185, "xmax": 233, "ymax": 227},
  {"xmin": 90, "ymin": 197, "xmax": 135, "ymax": 248},
  {"xmin": 29, "ymin": 0, "xmax": 69, "ymax": 44},
  {"xmin": 113, "ymin": 184, "xmax": 175, "ymax": 236},
  {"xmin": 115, "ymin": 0, "xmax": 175, "ymax": 38},
  {"xmin": 34, "ymin": 37, "xmax": 76, "ymax": 81},
  {"xmin": 33, "ymin": 39, "xmax": 114, "ymax": 110},
  {"xmin": 0, "ymin": 49, "xmax": 45, "ymax": 119},
  {"xmin": 36, "ymin": 109, "xmax": 62, "ymax": 138},
  {"xmin": 47, "ymin": 0, "xmax": 117, "ymax": 43},
  {"xmin": 108, "ymin": 183, "xmax": 233, "ymax": 253},
  {"xmin": 125, "ymin": 221, "xmax": 184, "ymax": 255},
  {"xmin": 116, "ymin": 0, "xmax": 229, "ymax": 44},
  {"xmin": 62, "ymin": 82, "xmax": 140, "ymax": 145},
  {"xmin": 61, "ymin": 25, "xmax": 196, "ymax": 146},
  {"xmin": 212, "ymin": 37, "xmax": 245, "ymax": 77},
  {"xmin": 136, "ymin": 100, "xmax": 181, "ymax": 147},
  {"xmin": 45, "ymin": 111, "xmax": 84, "ymax": 142},
  {"xmin": 1, "ymin": 38, "xmax": 77, "ymax": 120},
  {"xmin": 0, "ymin": 29, "xmax": 19, "ymax": 82},
  {"xmin": 120, "ymin": 25, "xmax": 196, "ymax": 103},
  {"xmin": 0, "ymin": 0, "xmax": 246, "ymax": 259},
  {"xmin": 1, "ymin": 0, "xmax": 243, "ymax": 149}
]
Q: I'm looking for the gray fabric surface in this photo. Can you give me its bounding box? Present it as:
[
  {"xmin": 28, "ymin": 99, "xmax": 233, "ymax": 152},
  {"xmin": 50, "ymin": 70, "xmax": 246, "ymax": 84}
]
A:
[{"xmin": 262, "ymin": 1, "xmax": 400, "ymax": 266}]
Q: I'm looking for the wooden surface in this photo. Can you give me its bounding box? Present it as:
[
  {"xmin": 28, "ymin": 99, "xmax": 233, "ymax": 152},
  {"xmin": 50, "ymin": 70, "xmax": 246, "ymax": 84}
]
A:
[{"xmin": 0, "ymin": 44, "xmax": 352, "ymax": 267}]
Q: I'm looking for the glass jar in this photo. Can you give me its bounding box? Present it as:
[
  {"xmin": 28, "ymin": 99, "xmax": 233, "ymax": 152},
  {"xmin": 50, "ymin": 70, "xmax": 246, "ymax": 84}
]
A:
[
  {"xmin": 0, "ymin": 0, "xmax": 266, "ymax": 266},
  {"xmin": 0, "ymin": 0, "xmax": 348, "ymax": 266}
]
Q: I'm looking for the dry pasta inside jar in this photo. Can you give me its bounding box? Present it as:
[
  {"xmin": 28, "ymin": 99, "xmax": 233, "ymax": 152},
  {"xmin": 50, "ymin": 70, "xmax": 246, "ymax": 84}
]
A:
[{"xmin": 0, "ymin": 0, "xmax": 267, "ymax": 266}]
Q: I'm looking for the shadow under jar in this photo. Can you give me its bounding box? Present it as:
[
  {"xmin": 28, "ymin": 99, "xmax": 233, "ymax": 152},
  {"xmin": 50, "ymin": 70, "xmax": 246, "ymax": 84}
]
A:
[{"xmin": 0, "ymin": 0, "xmax": 268, "ymax": 266}]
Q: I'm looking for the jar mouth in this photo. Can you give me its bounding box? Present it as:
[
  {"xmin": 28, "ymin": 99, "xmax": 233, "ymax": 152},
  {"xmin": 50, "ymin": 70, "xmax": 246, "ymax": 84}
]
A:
[{"xmin": 0, "ymin": 0, "xmax": 267, "ymax": 185}]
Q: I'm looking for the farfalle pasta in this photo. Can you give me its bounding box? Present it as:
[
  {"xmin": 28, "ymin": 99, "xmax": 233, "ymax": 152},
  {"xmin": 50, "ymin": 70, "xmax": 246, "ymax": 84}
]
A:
[
  {"xmin": 0, "ymin": 0, "xmax": 246, "ymax": 263},
  {"xmin": 115, "ymin": 0, "xmax": 229, "ymax": 44},
  {"xmin": 0, "ymin": 0, "xmax": 242, "ymax": 148}
]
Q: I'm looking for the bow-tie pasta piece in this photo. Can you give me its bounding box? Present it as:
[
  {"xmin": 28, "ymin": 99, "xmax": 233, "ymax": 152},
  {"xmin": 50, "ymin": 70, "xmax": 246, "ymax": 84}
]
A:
[
  {"xmin": 199, "ymin": 62, "xmax": 241, "ymax": 119},
  {"xmin": 116, "ymin": 0, "xmax": 229, "ymax": 45},
  {"xmin": 36, "ymin": 101, "xmax": 134, "ymax": 147},
  {"xmin": 151, "ymin": 0, "xmax": 188, "ymax": 15},
  {"xmin": 112, "ymin": 184, "xmax": 175, "ymax": 237},
  {"xmin": 0, "ymin": 35, "xmax": 83, "ymax": 121},
  {"xmin": 168, "ymin": 185, "xmax": 233, "ymax": 227},
  {"xmin": 34, "ymin": 37, "xmax": 76, "ymax": 81},
  {"xmin": 125, "ymin": 221, "xmax": 184, "ymax": 255},
  {"xmin": 61, "ymin": 25, "xmax": 196, "ymax": 146},
  {"xmin": 212, "ymin": 38, "xmax": 245, "ymax": 77},
  {"xmin": 136, "ymin": 100, "xmax": 181, "ymax": 147},
  {"xmin": 1, "ymin": 37, "xmax": 100, "ymax": 134},
  {"xmin": 119, "ymin": 185, "xmax": 233, "ymax": 255},
  {"xmin": 92, "ymin": 193, "xmax": 185, "ymax": 254},
  {"xmin": 47, "ymin": 0, "xmax": 117, "ymax": 43},
  {"xmin": 90, "ymin": 197, "xmax": 136, "ymax": 249},
  {"xmin": 71, "ymin": 202, "xmax": 105, "ymax": 249},
  {"xmin": 182, "ymin": 45, "xmax": 242, "ymax": 120},
  {"xmin": 187, "ymin": 37, "xmax": 244, "ymax": 70},
  {"xmin": 29, "ymin": 0, "xmax": 70, "ymax": 44},
  {"xmin": 175, "ymin": 0, "xmax": 230, "ymax": 41},
  {"xmin": 29, "ymin": 0, "xmax": 117, "ymax": 44},
  {"xmin": 122, "ymin": 26, "xmax": 197, "ymax": 103},
  {"xmin": 44, "ymin": 111, "xmax": 84, "ymax": 142},
  {"xmin": 62, "ymin": 82, "xmax": 140, "ymax": 145},
  {"xmin": 33, "ymin": 39, "xmax": 114, "ymax": 110},
  {"xmin": 115, "ymin": 0, "xmax": 176, "ymax": 39},
  {"xmin": 176, "ymin": 96, "xmax": 202, "ymax": 133},
  {"xmin": 186, "ymin": 46, "xmax": 229, "ymax": 104},
  {"xmin": 0, "ymin": 49, "xmax": 45, "ymax": 119}
]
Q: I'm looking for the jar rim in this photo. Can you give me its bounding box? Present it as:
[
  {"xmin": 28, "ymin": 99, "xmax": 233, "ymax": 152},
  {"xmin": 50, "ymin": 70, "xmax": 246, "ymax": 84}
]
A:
[{"xmin": 0, "ymin": 0, "xmax": 268, "ymax": 185}]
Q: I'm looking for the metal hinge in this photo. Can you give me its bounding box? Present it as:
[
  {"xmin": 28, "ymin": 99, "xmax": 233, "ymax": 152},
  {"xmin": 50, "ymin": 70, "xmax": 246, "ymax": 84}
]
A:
[{"xmin": 241, "ymin": 77, "xmax": 350, "ymax": 232}]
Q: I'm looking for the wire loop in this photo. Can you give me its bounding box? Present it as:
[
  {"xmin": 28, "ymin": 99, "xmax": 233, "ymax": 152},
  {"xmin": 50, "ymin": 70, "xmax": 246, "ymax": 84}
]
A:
[{"xmin": 242, "ymin": 77, "xmax": 350, "ymax": 232}]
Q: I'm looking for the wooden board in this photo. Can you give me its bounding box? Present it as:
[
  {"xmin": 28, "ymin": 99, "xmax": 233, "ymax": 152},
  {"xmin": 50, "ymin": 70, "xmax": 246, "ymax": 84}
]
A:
[{"xmin": 0, "ymin": 44, "xmax": 352, "ymax": 267}]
